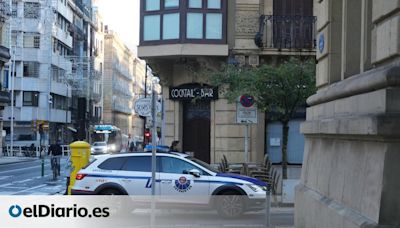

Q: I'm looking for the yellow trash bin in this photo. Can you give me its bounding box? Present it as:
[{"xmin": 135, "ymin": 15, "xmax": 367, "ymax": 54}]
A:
[{"xmin": 68, "ymin": 141, "xmax": 91, "ymax": 195}]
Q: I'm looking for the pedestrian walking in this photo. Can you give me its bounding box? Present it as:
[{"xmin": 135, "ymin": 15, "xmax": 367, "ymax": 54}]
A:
[{"xmin": 169, "ymin": 140, "xmax": 180, "ymax": 152}]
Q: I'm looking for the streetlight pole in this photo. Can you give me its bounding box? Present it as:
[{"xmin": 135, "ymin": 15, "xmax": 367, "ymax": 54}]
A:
[
  {"xmin": 142, "ymin": 63, "xmax": 148, "ymax": 144},
  {"xmin": 150, "ymin": 77, "xmax": 157, "ymax": 196}
]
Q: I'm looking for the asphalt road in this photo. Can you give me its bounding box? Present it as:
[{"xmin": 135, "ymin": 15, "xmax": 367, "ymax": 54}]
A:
[{"xmin": 0, "ymin": 158, "xmax": 67, "ymax": 195}]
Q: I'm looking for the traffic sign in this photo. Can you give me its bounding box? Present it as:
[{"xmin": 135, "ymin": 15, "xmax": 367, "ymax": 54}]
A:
[
  {"xmin": 236, "ymin": 95, "xmax": 257, "ymax": 124},
  {"xmin": 134, "ymin": 98, "xmax": 161, "ymax": 117},
  {"xmin": 240, "ymin": 95, "xmax": 255, "ymax": 108}
]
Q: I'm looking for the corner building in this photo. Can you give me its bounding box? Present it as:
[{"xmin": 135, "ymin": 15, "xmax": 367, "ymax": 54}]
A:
[{"xmin": 138, "ymin": 0, "xmax": 316, "ymax": 163}]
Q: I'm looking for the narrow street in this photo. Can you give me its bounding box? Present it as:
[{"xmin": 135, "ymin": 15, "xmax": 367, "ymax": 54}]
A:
[{"xmin": 0, "ymin": 158, "xmax": 67, "ymax": 195}]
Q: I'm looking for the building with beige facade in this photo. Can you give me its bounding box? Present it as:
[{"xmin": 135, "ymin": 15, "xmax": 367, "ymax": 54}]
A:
[
  {"xmin": 138, "ymin": 0, "xmax": 315, "ymax": 164},
  {"xmin": 131, "ymin": 58, "xmax": 147, "ymax": 142},
  {"xmin": 103, "ymin": 28, "xmax": 135, "ymax": 136},
  {"xmin": 295, "ymin": 0, "xmax": 400, "ymax": 227}
]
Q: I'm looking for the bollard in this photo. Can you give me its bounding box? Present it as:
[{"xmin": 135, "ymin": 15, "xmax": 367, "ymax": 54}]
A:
[
  {"xmin": 265, "ymin": 185, "xmax": 271, "ymax": 227},
  {"xmin": 68, "ymin": 141, "xmax": 91, "ymax": 195},
  {"xmin": 41, "ymin": 157, "xmax": 44, "ymax": 177}
]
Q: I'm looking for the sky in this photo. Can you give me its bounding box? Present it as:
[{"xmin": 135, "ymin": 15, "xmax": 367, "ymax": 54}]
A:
[{"xmin": 94, "ymin": 0, "xmax": 140, "ymax": 53}]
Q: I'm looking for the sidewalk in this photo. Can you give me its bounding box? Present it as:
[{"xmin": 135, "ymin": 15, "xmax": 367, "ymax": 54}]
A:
[{"xmin": 0, "ymin": 156, "xmax": 38, "ymax": 165}]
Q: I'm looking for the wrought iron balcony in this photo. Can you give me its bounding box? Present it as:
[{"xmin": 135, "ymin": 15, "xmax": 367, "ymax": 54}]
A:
[{"xmin": 255, "ymin": 15, "xmax": 317, "ymax": 50}]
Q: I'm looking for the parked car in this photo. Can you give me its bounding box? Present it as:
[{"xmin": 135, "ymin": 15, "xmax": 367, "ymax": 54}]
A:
[
  {"xmin": 71, "ymin": 152, "xmax": 268, "ymax": 218},
  {"xmin": 91, "ymin": 142, "xmax": 108, "ymax": 155}
]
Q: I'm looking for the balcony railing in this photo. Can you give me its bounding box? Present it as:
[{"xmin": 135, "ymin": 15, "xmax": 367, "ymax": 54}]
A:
[
  {"xmin": 255, "ymin": 15, "xmax": 317, "ymax": 50},
  {"xmin": 113, "ymin": 63, "xmax": 132, "ymax": 80}
]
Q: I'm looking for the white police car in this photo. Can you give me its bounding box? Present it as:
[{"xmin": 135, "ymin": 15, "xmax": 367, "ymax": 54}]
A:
[{"xmin": 71, "ymin": 152, "xmax": 267, "ymax": 217}]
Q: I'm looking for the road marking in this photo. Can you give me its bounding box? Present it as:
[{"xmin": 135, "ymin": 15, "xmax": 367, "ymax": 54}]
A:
[
  {"xmin": 13, "ymin": 178, "xmax": 34, "ymax": 184},
  {"xmin": 12, "ymin": 184, "xmax": 47, "ymax": 195},
  {"xmin": 0, "ymin": 183, "xmax": 12, "ymax": 187},
  {"xmin": 0, "ymin": 175, "xmax": 12, "ymax": 181},
  {"xmin": 0, "ymin": 186, "xmax": 25, "ymax": 189},
  {"xmin": 0, "ymin": 164, "xmax": 51, "ymax": 175}
]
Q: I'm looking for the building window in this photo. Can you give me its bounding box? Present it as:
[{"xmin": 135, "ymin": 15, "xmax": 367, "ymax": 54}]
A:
[
  {"xmin": 207, "ymin": 0, "xmax": 221, "ymax": 9},
  {"xmin": 23, "ymin": 62, "xmax": 39, "ymax": 78},
  {"xmin": 163, "ymin": 13, "xmax": 180, "ymax": 39},
  {"xmin": 23, "ymin": 91, "xmax": 39, "ymax": 107},
  {"xmin": 189, "ymin": 0, "xmax": 202, "ymax": 8},
  {"xmin": 11, "ymin": 31, "xmax": 17, "ymax": 47},
  {"xmin": 23, "ymin": 33, "xmax": 40, "ymax": 48},
  {"xmin": 187, "ymin": 13, "xmax": 203, "ymax": 39},
  {"xmin": 143, "ymin": 15, "xmax": 161, "ymax": 41},
  {"xmin": 164, "ymin": 0, "xmax": 179, "ymax": 8},
  {"xmin": 51, "ymin": 93, "xmax": 67, "ymax": 110},
  {"xmin": 141, "ymin": 0, "xmax": 226, "ymax": 44},
  {"xmin": 24, "ymin": 2, "xmax": 40, "ymax": 19},
  {"xmin": 145, "ymin": 0, "xmax": 160, "ymax": 11},
  {"xmin": 12, "ymin": 2, "xmax": 17, "ymax": 17},
  {"xmin": 206, "ymin": 13, "xmax": 222, "ymax": 39}
]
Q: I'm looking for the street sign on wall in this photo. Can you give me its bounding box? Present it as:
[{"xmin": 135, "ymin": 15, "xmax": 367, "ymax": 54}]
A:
[
  {"xmin": 134, "ymin": 98, "xmax": 161, "ymax": 117},
  {"xmin": 236, "ymin": 95, "xmax": 258, "ymax": 124}
]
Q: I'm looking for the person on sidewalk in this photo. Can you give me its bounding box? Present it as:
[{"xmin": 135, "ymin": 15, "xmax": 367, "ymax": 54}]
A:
[
  {"xmin": 64, "ymin": 155, "xmax": 73, "ymax": 195},
  {"xmin": 169, "ymin": 141, "xmax": 180, "ymax": 152},
  {"xmin": 48, "ymin": 140, "xmax": 62, "ymax": 178}
]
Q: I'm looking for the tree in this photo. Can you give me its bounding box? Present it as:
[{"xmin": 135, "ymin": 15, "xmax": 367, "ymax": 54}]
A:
[{"xmin": 209, "ymin": 57, "xmax": 316, "ymax": 179}]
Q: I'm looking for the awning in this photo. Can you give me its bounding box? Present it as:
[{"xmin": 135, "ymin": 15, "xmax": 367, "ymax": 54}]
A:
[{"xmin": 67, "ymin": 127, "xmax": 77, "ymax": 132}]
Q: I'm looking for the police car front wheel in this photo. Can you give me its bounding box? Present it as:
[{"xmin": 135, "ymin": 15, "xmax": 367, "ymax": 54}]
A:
[{"xmin": 216, "ymin": 191, "xmax": 246, "ymax": 218}]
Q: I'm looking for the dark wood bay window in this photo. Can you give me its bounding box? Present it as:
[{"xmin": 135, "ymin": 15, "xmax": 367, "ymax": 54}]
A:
[{"xmin": 140, "ymin": 0, "xmax": 227, "ymax": 45}]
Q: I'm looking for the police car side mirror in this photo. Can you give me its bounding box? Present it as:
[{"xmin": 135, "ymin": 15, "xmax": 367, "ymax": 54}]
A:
[{"xmin": 188, "ymin": 169, "xmax": 201, "ymax": 178}]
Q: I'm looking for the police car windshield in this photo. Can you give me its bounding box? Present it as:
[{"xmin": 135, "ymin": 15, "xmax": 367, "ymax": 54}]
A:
[{"xmin": 187, "ymin": 157, "xmax": 219, "ymax": 173}]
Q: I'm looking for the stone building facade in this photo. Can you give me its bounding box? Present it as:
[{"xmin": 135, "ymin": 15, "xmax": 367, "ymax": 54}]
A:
[
  {"xmin": 295, "ymin": 0, "xmax": 400, "ymax": 227},
  {"xmin": 103, "ymin": 29, "xmax": 135, "ymax": 136},
  {"xmin": 138, "ymin": 0, "xmax": 316, "ymax": 163}
]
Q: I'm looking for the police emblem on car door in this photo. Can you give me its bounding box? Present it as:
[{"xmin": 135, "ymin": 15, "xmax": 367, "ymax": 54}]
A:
[{"xmin": 158, "ymin": 156, "xmax": 210, "ymax": 204}]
